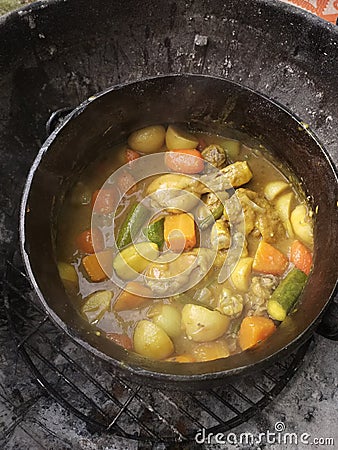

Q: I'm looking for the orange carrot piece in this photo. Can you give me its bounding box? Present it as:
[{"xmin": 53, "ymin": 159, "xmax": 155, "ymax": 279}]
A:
[
  {"xmin": 92, "ymin": 188, "xmax": 117, "ymax": 214},
  {"xmin": 125, "ymin": 148, "xmax": 141, "ymax": 164},
  {"xmin": 239, "ymin": 316, "xmax": 276, "ymax": 351},
  {"xmin": 290, "ymin": 240, "xmax": 313, "ymax": 275},
  {"xmin": 82, "ymin": 250, "xmax": 114, "ymax": 282},
  {"xmin": 165, "ymin": 149, "xmax": 204, "ymax": 174},
  {"xmin": 76, "ymin": 228, "xmax": 104, "ymax": 254},
  {"xmin": 106, "ymin": 332, "xmax": 133, "ymax": 350},
  {"xmin": 114, "ymin": 282, "xmax": 153, "ymax": 312},
  {"xmin": 164, "ymin": 213, "xmax": 196, "ymax": 252},
  {"xmin": 117, "ymin": 171, "xmax": 137, "ymax": 195},
  {"xmin": 253, "ymin": 241, "xmax": 288, "ymax": 276}
]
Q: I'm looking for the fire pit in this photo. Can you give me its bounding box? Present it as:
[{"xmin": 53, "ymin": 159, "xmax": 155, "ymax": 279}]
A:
[{"xmin": 0, "ymin": 0, "xmax": 337, "ymax": 446}]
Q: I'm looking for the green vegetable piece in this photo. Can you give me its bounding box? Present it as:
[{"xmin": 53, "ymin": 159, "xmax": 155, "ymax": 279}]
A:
[
  {"xmin": 113, "ymin": 242, "xmax": 159, "ymax": 280},
  {"xmin": 221, "ymin": 139, "xmax": 241, "ymax": 160},
  {"xmin": 82, "ymin": 290, "xmax": 112, "ymax": 324},
  {"xmin": 116, "ymin": 203, "xmax": 149, "ymax": 249},
  {"xmin": 267, "ymin": 268, "xmax": 307, "ymax": 321},
  {"xmin": 146, "ymin": 218, "xmax": 165, "ymax": 248},
  {"xmin": 199, "ymin": 204, "xmax": 223, "ymax": 230}
]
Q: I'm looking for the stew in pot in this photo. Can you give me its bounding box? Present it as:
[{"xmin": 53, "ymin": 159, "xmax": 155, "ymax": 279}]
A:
[{"xmin": 56, "ymin": 124, "xmax": 314, "ymax": 363}]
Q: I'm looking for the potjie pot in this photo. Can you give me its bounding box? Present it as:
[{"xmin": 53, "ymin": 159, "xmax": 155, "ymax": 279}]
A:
[{"xmin": 20, "ymin": 74, "xmax": 338, "ymax": 389}]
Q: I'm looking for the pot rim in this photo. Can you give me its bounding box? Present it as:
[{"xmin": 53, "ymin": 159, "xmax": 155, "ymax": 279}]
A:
[{"xmin": 20, "ymin": 73, "xmax": 338, "ymax": 386}]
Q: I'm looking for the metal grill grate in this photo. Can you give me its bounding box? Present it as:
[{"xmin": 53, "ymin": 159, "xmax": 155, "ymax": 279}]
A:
[{"xmin": 4, "ymin": 254, "xmax": 311, "ymax": 444}]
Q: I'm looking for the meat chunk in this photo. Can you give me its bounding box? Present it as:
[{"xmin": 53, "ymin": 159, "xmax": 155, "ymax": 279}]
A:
[
  {"xmin": 245, "ymin": 275, "xmax": 278, "ymax": 316},
  {"xmin": 211, "ymin": 218, "xmax": 231, "ymax": 250},
  {"xmin": 145, "ymin": 249, "xmax": 214, "ymax": 295},
  {"xmin": 220, "ymin": 161, "xmax": 253, "ymax": 188},
  {"xmin": 199, "ymin": 161, "xmax": 253, "ymax": 192},
  {"xmin": 225, "ymin": 188, "xmax": 286, "ymax": 243},
  {"xmin": 201, "ymin": 144, "xmax": 227, "ymax": 171},
  {"xmin": 217, "ymin": 288, "xmax": 244, "ymax": 318}
]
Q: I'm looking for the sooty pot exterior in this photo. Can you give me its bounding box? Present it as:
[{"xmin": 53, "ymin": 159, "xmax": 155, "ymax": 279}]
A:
[{"xmin": 21, "ymin": 75, "xmax": 338, "ymax": 389}]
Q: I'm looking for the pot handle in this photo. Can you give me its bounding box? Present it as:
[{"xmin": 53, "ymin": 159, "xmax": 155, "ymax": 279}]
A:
[
  {"xmin": 316, "ymin": 296, "xmax": 338, "ymax": 341},
  {"xmin": 46, "ymin": 107, "xmax": 74, "ymax": 136}
]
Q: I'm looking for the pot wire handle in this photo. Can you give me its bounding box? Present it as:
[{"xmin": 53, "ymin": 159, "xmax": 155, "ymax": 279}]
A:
[
  {"xmin": 46, "ymin": 107, "xmax": 74, "ymax": 137},
  {"xmin": 316, "ymin": 296, "xmax": 338, "ymax": 341}
]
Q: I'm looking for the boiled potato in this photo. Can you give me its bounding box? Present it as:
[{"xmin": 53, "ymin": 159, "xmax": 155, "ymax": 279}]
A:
[
  {"xmin": 82, "ymin": 290, "xmax": 112, "ymax": 324},
  {"xmin": 165, "ymin": 125, "xmax": 199, "ymax": 150},
  {"xmin": 193, "ymin": 340, "xmax": 230, "ymax": 362},
  {"xmin": 58, "ymin": 262, "xmax": 78, "ymax": 283},
  {"xmin": 221, "ymin": 139, "xmax": 241, "ymax": 159},
  {"xmin": 290, "ymin": 204, "xmax": 313, "ymax": 245},
  {"xmin": 230, "ymin": 257, "xmax": 253, "ymax": 292},
  {"xmin": 264, "ymin": 181, "xmax": 290, "ymax": 201},
  {"xmin": 147, "ymin": 304, "xmax": 181, "ymax": 338},
  {"xmin": 133, "ymin": 320, "xmax": 174, "ymax": 360},
  {"xmin": 128, "ymin": 125, "xmax": 165, "ymax": 153},
  {"xmin": 275, "ymin": 192, "xmax": 294, "ymax": 222},
  {"xmin": 181, "ymin": 304, "xmax": 230, "ymax": 342},
  {"xmin": 113, "ymin": 242, "xmax": 159, "ymax": 280},
  {"xmin": 275, "ymin": 192, "xmax": 295, "ymax": 238}
]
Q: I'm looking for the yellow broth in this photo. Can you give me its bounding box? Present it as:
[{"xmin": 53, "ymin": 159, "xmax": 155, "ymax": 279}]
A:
[{"xmin": 56, "ymin": 125, "xmax": 314, "ymax": 363}]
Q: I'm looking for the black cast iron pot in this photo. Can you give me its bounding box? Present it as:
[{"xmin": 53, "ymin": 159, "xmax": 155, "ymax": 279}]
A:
[{"xmin": 20, "ymin": 75, "xmax": 338, "ymax": 389}]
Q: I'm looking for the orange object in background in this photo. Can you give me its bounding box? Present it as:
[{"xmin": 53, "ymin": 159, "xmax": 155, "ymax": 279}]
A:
[{"xmin": 281, "ymin": 0, "xmax": 338, "ymax": 24}]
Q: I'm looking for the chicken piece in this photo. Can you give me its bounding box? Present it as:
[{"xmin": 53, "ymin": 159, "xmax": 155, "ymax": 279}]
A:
[
  {"xmin": 199, "ymin": 161, "xmax": 253, "ymax": 192},
  {"xmin": 211, "ymin": 218, "xmax": 231, "ymax": 250},
  {"xmin": 145, "ymin": 248, "xmax": 214, "ymax": 296},
  {"xmin": 226, "ymin": 188, "xmax": 286, "ymax": 243},
  {"xmin": 146, "ymin": 162, "xmax": 251, "ymax": 214},
  {"xmin": 201, "ymin": 144, "xmax": 227, "ymax": 171},
  {"xmin": 245, "ymin": 275, "xmax": 278, "ymax": 316},
  {"xmin": 146, "ymin": 174, "xmax": 204, "ymax": 212},
  {"xmin": 220, "ymin": 161, "xmax": 253, "ymax": 187},
  {"xmin": 217, "ymin": 288, "xmax": 244, "ymax": 318}
]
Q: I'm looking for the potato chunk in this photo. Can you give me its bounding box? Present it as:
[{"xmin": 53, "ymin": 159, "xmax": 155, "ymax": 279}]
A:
[
  {"xmin": 133, "ymin": 320, "xmax": 174, "ymax": 360},
  {"xmin": 290, "ymin": 204, "xmax": 313, "ymax": 246},
  {"xmin": 181, "ymin": 304, "xmax": 230, "ymax": 342},
  {"xmin": 165, "ymin": 125, "xmax": 198, "ymax": 150},
  {"xmin": 128, "ymin": 125, "xmax": 165, "ymax": 153}
]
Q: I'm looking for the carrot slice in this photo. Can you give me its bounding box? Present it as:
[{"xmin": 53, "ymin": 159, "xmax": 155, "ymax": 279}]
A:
[
  {"xmin": 239, "ymin": 316, "xmax": 276, "ymax": 350},
  {"xmin": 164, "ymin": 213, "xmax": 196, "ymax": 252},
  {"xmin": 165, "ymin": 149, "xmax": 204, "ymax": 174},
  {"xmin": 125, "ymin": 148, "xmax": 141, "ymax": 164},
  {"xmin": 82, "ymin": 250, "xmax": 114, "ymax": 282},
  {"xmin": 117, "ymin": 171, "xmax": 137, "ymax": 195},
  {"xmin": 92, "ymin": 188, "xmax": 117, "ymax": 214},
  {"xmin": 290, "ymin": 240, "xmax": 313, "ymax": 275},
  {"xmin": 253, "ymin": 241, "xmax": 288, "ymax": 276},
  {"xmin": 76, "ymin": 228, "xmax": 104, "ymax": 254},
  {"xmin": 106, "ymin": 332, "xmax": 133, "ymax": 350},
  {"xmin": 114, "ymin": 282, "xmax": 153, "ymax": 311}
]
